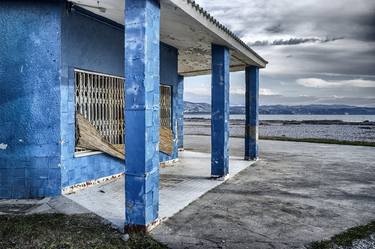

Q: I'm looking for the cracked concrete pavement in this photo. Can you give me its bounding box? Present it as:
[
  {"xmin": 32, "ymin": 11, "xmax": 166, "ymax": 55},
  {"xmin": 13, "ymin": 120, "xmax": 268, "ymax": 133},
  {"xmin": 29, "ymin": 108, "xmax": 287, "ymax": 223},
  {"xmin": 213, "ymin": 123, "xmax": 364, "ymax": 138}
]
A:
[{"xmin": 151, "ymin": 135, "xmax": 375, "ymax": 249}]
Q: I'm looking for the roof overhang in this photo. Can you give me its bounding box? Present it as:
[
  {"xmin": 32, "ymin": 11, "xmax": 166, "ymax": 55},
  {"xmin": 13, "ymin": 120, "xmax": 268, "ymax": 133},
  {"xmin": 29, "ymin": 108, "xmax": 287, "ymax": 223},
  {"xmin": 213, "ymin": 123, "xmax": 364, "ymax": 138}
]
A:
[{"xmin": 70, "ymin": 0, "xmax": 268, "ymax": 76}]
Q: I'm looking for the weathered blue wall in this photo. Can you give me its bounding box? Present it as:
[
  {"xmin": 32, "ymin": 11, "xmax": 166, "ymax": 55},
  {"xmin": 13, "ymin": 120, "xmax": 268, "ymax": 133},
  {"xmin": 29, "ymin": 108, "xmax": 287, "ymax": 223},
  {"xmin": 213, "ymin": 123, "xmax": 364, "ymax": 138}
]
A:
[
  {"xmin": 0, "ymin": 1, "xmax": 181, "ymax": 199},
  {"xmin": 211, "ymin": 44, "xmax": 230, "ymax": 177},
  {"xmin": 0, "ymin": 1, "xmax": 62, "ymax": 198},
  {"xmin": 159, "ymin": 43, "xmax": 179, "ymax": 162},
  {"xmin": 60, "ymin": 8, "xmax": 180, "ymax": 188},
  {"xmin": 60, "ymin": 7, "xmax": 125, "ymax": 188}
]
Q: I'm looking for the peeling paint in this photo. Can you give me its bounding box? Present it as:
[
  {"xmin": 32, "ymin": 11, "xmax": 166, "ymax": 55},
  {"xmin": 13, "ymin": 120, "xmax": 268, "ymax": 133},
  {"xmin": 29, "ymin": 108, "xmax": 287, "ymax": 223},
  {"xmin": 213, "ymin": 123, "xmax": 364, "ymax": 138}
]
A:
[
  {"xmin": 245, "ymin": 66, "xmax": 259, "ymax": 160},
  {"xmin": 63, "ymin": 173, "xmax": 124, "ymax": 195},
  {"xmin": 211, "ymin": 44, "xmax": 230, "ymax": 177},
  {"xmin": 0, "ymin": 143, "xmax": 8, "ymax": 150},
  {"xmin": 127, "ymin": 83, "xmax": 140, "ymax": 95},
  {"xmin": 125, "ymin": 0, "xmax": 161, "ymax": 227}
]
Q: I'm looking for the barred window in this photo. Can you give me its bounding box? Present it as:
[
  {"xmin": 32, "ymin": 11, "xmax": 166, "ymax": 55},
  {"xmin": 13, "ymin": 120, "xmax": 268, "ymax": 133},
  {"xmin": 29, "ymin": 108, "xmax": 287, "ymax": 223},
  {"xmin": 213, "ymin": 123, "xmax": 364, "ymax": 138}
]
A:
[
  {"xmin": 160, "ymin": 85, "xmax": 172, "ymax": 129},
  {"xmin": 75, "ymin": 69, "xmax": 124, "ymax": 154}
]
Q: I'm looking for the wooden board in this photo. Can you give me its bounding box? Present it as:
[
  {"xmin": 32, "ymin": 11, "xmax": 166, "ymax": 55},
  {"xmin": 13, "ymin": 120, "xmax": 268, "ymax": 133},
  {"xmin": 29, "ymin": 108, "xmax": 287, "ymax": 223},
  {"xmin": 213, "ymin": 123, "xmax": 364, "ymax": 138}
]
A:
[
  {"xmin": 76, "ymin": 114, "xmax": 174, "ymax": 159},
  {"xmin": 76, "ymin": 114, "xmax": 125, "ymax": 160},
  {"xmin": 160, "ymin": 127, "xmax": 174, "ymax": 155}
]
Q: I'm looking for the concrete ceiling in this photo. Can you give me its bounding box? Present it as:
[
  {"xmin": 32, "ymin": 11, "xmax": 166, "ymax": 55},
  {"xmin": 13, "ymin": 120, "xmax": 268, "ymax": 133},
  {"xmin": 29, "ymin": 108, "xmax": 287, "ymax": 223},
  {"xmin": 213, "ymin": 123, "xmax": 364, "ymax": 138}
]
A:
[{"xmin": 71, "ymin": 0, "xmax": 267, "ymax": 76}]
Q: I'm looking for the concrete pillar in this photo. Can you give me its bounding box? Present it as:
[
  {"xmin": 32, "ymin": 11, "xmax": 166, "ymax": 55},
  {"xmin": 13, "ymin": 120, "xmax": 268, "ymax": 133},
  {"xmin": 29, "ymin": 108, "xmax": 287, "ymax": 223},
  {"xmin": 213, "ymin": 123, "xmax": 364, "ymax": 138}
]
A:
[
  {"xmin": 211, "ymin": 44, "xmax": 230, "ymax": 177},
  {"xmin": 124, "ymin": 0, "xmax": 160, "ymax": 231},
  {"xmin": 245, "ymin": 66, "xmax": 259, "ymax": 160},
  {"xmin": 177, "ymin": 75, "xmax": 184, "ymax": 149}
]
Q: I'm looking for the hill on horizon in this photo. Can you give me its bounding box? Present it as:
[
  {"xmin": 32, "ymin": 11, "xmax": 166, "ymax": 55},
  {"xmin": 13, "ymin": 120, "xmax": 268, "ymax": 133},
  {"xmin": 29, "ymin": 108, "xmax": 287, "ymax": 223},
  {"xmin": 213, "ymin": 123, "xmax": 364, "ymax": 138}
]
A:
[{"xmin": 184, "ymin": 101, "xmax": 375, "ymax": 115}]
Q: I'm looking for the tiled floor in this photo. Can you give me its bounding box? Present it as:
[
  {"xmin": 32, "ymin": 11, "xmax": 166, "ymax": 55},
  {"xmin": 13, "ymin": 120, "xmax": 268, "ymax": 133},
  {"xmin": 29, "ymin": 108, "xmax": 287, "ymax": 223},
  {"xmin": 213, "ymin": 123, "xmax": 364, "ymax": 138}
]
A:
[{"xmin": 64, "ymin": 150, "xmax": 254, "ymax": 229}]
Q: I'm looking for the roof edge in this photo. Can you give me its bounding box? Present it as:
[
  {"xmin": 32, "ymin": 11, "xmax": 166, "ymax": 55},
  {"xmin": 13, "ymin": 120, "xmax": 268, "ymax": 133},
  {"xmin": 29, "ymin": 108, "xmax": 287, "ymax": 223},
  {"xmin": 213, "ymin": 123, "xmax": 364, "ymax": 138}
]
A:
[{"xmin": 186, "ymin": 0, "xmax": 268, "ymax": 67}]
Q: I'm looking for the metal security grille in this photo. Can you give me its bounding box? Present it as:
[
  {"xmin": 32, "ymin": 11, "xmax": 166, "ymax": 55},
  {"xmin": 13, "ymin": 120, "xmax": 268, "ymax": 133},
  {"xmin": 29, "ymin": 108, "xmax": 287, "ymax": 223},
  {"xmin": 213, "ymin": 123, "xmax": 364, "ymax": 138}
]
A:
[
  {"xmin": 75, "ymin": 69, "xmax": 124, "ymax": 153},
  {"xmin": 160, "ymin": 85, "xmax": 172, "ymax": 129}
]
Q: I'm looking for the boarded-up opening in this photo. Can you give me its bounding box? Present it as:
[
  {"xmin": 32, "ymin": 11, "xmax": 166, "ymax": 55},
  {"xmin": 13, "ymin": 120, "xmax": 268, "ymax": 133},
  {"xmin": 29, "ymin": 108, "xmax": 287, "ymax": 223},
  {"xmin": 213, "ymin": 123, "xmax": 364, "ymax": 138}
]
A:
[
  {"xmin": 74, "ymin": 72, "xmax": 174, "ymax": 158},
  {"xmin": 75, "ymin": 69, "xmax": 124, "ymax": 155},
  {"xmin": 160, "ymin": 85, "xmax": 173, "ymax": 155}
]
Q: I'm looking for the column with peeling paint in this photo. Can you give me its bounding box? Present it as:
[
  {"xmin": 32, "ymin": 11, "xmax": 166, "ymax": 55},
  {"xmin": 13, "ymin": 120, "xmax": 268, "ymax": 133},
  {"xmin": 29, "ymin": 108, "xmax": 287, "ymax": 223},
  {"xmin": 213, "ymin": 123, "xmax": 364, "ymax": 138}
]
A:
[
  {"xmin": 177, "ymin": 75, "xmax": 184, "ymax": 149},
  {"xmin": 245, "ymin": 66, "xmax": 259, "ymax": 160},
  {"xmin": 124, "ymin": 0, "xmax": 160, "ymax": 230},
  {"xmin": 211, "ymin": 44, "xmax": 230, "ymax": 177}
]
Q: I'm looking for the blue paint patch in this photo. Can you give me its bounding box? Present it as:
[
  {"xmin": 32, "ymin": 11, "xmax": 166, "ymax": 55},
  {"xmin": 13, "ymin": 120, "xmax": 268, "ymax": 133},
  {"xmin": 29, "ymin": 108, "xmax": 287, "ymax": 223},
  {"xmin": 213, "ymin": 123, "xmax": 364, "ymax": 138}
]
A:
[
  {"xmin": 245, "ymin": 66, "xmax": 259, "ymax": 160},
  {"xmin": 211, "ymin": 44, "xmax": 230, "ymax": 177}
]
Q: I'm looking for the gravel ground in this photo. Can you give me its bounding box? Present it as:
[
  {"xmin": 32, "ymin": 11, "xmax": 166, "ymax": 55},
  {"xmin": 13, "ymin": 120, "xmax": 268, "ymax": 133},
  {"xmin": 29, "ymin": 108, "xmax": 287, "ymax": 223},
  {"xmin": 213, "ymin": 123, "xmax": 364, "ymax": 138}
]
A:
[
  {"xmin": 340, "ymin": 234, "xmax": 375, "ymax": 249},
  {"xmin": 185, "ymin": 119, "xmax": 375, "ymax": 143}
]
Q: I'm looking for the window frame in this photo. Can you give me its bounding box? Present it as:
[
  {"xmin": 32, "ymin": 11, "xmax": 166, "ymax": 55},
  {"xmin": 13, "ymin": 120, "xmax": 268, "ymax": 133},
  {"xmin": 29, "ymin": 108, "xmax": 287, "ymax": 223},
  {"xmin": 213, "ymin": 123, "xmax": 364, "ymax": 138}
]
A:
[
  {"xmin": 160, "ymin": 84, "xmax": 172, "ymax": 129},
  {"xmin": 74, "ymin": 68, "xmax": 125, "ymax": 157}
]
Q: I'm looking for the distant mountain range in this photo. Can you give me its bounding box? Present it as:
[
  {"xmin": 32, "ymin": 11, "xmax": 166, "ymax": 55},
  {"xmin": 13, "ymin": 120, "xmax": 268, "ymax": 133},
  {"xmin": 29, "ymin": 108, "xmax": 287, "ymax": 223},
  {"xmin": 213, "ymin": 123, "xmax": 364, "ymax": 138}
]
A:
[{"xmin": 184, "ymin": 101, "xmax": 375, "ymax": 115}]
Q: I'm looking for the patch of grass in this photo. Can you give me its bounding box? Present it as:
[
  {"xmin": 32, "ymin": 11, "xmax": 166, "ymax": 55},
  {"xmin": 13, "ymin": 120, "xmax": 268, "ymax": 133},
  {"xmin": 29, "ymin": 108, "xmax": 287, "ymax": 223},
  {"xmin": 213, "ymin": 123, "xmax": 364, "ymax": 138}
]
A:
[
  {"xmin": 259, "ymin": 136, "xmax": 375, "ymax": 147},
  {"xmin": 309, "ymin": 221, "xmax": 375, "ymax": 249},
  {"xmin": 309, "ymin": 240, "xmax": 333, "ymax": 249},
  {"xmin": 0, "ymin": 214, "xmax": 167, "ymax": 249}
]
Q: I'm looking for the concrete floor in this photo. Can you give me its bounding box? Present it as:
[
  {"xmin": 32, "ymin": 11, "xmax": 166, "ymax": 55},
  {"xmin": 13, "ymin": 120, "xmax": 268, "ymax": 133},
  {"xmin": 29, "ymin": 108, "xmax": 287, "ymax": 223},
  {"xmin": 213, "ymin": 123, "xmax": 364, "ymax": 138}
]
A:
[
  {"xmin": 64, "ymin": 150, "xmax": 254, "ymax": 229},
  {"xmin": 1, "ymin": 135, "xmax": 374, "ymax": 249},
  {"xmin": 151, "ymin": 135, "xmax": 375, "ymax": 249}
]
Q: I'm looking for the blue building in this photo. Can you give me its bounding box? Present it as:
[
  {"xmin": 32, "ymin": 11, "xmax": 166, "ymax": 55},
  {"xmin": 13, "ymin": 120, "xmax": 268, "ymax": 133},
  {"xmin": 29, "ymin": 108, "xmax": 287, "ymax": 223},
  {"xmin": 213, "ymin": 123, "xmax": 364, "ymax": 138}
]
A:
[{"xmin": 0, "ymin": 0, "xmax": 267, "ymax": 231}]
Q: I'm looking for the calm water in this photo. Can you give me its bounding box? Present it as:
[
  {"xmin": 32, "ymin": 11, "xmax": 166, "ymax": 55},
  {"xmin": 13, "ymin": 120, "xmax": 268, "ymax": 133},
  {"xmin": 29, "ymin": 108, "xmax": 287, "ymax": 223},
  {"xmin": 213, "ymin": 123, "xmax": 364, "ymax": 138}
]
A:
[{"xmin": 185, "ymin": 114, "xmax": 375, "ymax": 122}]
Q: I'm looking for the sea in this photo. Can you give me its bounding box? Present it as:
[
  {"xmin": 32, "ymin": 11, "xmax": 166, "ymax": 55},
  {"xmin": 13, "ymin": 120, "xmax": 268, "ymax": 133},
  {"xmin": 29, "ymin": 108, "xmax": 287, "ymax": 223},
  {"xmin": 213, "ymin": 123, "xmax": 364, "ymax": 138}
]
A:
[{"xmin": 185, "ymin": 114, "xmax": 375, "ymax": 122}]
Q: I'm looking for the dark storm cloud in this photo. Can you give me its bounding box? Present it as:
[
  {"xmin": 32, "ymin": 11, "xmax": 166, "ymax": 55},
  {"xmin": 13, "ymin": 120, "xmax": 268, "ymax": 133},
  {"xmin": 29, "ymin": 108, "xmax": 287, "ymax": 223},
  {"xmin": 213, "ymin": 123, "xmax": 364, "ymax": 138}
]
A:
[
  {"xmin": 265, "ymin": 23, "xmax": 284, "ymax": 34},
  {"xmin": 354, "ymin": 13, "xmax": 375, "ymax": 41},
  {"xmin": 250, "ymin": 37, "xmax": 343, "ymax": 46}
]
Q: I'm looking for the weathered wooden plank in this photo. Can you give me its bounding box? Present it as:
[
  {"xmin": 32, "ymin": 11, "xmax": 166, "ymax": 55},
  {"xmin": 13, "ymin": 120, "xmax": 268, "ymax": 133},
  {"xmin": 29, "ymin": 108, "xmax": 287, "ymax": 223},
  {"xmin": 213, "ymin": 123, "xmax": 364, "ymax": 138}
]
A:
[
  {"xmin": 160, "ymin": 126, "xmax": 174, "ymax": 155},
  {"xmin": 76, "ymin": 114, "xmax": 125, "ymax": 160}
]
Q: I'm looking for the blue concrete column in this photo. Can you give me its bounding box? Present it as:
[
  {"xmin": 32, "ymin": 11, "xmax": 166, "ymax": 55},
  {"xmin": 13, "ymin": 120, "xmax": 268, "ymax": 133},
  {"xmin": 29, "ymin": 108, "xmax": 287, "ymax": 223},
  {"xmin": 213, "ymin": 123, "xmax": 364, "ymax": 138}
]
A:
[
  {"xmin": 177, "ymin": 75, "xmax": 184, "ymax": 149},
  {"xmin": 245, "ymin": 66, "xmax": 259, "ymax": 160},
  {"xmin": 124, "ymin": 0, "xmax": 160, "ymax": 231},
  {"xmin": 211, "ymin": 44, "xmax": 230, "ymax": 177}
]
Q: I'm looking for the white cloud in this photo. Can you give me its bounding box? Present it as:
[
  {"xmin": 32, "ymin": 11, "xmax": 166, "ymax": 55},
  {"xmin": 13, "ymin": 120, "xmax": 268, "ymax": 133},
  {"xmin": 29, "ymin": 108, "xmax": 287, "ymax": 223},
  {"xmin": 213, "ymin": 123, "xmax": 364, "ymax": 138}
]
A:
[
  {"xmin": 230, "ymin": 88, "xmax": 244, "ymax": 95},
  {"xmin": 230, "ymin": 88, "xmax": 278, "ymax": 96},
  {"xmin": 185, "ymin": 87, "xmax": 210, "ymax": 96},
  {"xmin": 296, "ymin": 78, "xmax": 375, "ymax": 88},
  {"xmin": 260, "ymin": 88, "xmax": 278, "ymax": 95}
]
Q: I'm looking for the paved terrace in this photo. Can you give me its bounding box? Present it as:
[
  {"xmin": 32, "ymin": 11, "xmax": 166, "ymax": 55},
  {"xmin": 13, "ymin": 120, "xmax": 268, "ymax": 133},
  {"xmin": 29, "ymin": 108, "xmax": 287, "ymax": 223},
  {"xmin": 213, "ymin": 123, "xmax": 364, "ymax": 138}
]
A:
[
  {"xmin": 151, "ymin": 135, "xmax": 375, "ymax": 249},
  {"xmin": 63, "ymin": 150, "xmax": 254, "ymax": 229},
  {"xmin": 1, "ymin": 135, "xmax": 374, "ymax": 249}
]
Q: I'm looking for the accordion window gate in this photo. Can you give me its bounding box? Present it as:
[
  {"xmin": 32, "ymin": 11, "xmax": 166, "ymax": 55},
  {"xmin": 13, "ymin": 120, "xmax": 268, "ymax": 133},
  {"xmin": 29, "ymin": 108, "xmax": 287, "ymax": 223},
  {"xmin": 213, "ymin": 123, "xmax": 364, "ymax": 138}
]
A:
[
  {"xmin": 74, "ymin": 69, "xmax": 125, "ymax": 155},
  {"xmin": 74, "ymin": 69, "xmax": 174, "ymax": 157}
]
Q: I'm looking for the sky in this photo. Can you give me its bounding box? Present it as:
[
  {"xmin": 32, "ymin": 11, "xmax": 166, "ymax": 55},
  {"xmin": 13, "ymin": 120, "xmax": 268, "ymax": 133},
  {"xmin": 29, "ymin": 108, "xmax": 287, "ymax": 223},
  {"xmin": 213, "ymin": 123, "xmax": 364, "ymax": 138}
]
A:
[{"xmin": 185, "ymin": 0, "xmax": 375, "ymax": 107}]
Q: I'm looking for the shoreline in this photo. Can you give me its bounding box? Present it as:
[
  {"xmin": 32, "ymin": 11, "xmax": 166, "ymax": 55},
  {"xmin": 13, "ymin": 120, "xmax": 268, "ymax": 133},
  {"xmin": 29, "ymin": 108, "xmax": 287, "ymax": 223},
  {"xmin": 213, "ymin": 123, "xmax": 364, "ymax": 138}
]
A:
[
  {"xmin": 184, "ymin": 118, "xmax": 375, "ymax": 146},
  {"xmin": 187, "ymin": 134, "xmax": 375, "ymax": 147},
  {"xmin": 185, "ymin": 117, "xmax": 375, "ymax": 126}
]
